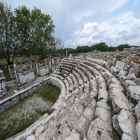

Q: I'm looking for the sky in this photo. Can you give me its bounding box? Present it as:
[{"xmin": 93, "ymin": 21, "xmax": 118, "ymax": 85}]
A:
[{"xmin": 1, "ymin": 0, "xmax": 140, "ymax": 47}]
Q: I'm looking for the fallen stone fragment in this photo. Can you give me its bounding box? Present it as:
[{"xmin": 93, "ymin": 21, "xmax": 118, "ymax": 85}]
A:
[
  {"xmin": 112, "ymin": 115, "xmax": 122, "ymax": 136},
  {"xmin": 136, "ymin": 123, "xmax": 140, "ymax": 140},
  {"xmin": 128, "ymin": 85, "xmax": 140, "ymax": 101},
  {"xmin": 135, "ymin": 101, "xmax": 140, "ymax": 121},
  {"xmin": 65, "ymin": 130, "xmax": 81, "ymax": 140},
  {"xmin": 118, "ymin": 110, "xmax": 137, "ymax": 140},
  {"xmin": 26, "ymin": 135, "xmax": 36, "ymax": 140}
]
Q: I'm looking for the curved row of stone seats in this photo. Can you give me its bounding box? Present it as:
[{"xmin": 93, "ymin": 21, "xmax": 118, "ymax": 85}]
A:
[
  {"xmin": 63, "ymin": 58, "xmax": 113, "ymax": 140},
  {"xmin": 60, "ymin": 60, "xmax": 98, "ymax": 105},
  {"xmin": 51, "ymin": 73, "xmax": 74, "ymax": 96},
  {"xmin": 92, "ymin": 56, "xmax": 140, "ymax": 105},
  {"xmin": 82, "ymin": 57, "xmax": 140, "ymax": 106},
  {"xmin": 8, "ymin": 56, "xmax": 138, "ymax": 140},
  {"xmin": 78, "ymin": 64, "xmax": 112, "ymax": 140},
  {"xmin": 66, "ymin": 58, "xmax": 112, "ymax": 139},
  {"xmin": 59, "ymin": 61, "xmax": 94, "ymax": 102},
  {"xmin": 55, "ymin": 57, "xmax": 139, "ymax": 140},
  {"xmin": 8, "ymin": 57, "xmax": 99, "ymax": 140},
  {"xmin": 51, "ymin": 73, "xmax": 81, "ymax": 106},
  {"xmin": 61, "ymin": 62, "xmax": 81, "ymax": 87},
  {"xmin": 58, "ymin": 62, "xmax": 89, "ymax": 92},
  {"xmin": 75, "ymin": 57, "xmax": 137, "ymax": 140},
  {"xmin": 59, "ymin": 63, "xmax": 83, "ymax": 86},
  {"xmin": 47, "ymin": 58, "xmax": 98, "ymax": 139},
  {"xmin": 60, "ymin": 58, "xmax": 139, "ymax": 140},
  {"xmin": 60, "ymin": 61, "xmax": 88, "ymax": 83},
  {"xmin": 51, "ymin": 73, "xmax": 68, "ymax": 92},
  {"xmin": 54, "ymin": 64, "xmax": 76, "ymax": 91},
  {"xmin": 62, "ymin": 59, "xmax": 99, "ymax": 99},
  {"xmin": 53, "ymin": 65, "xmax": 84, "ymax": 95},
  {"xmin": 52, "ymin": 61, "xmax": 91, "ymax": 105},
  {"xmin": 85, "ymin": 63, "xmax": 135, "ymax": 140},
  {"xmin": 63, "ymin": 57, "xmax": 137, "ymax": 140},
  {"xmin": 109, "ymin": 60, "xmax": 140, "ymax": 109},
  {"xmin": 59, "ymin": 60, "xmax": 99, "ymax": 140}
]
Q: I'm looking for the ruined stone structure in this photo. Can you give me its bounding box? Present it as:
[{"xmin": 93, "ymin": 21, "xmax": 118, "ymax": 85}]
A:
[
  {"xmin": 0, "ymin": 76, "xmax": 49, "ymax": 113},
  {"xmin": 0, "ymin": 69, "xmax": 6, "ymax": 97},
  {"xmin": 8, "ymin": 55, "xmax": 140, "ymax": 140}
]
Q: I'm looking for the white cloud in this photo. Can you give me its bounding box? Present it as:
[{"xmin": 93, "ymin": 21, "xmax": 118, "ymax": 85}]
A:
[
  {"xmin": 70, "ymin": 12, "xmax": 140, "ymax": 46},
  {"xmin": 4, "ymin": 0, "xmax": 134, "ymax": 47}
]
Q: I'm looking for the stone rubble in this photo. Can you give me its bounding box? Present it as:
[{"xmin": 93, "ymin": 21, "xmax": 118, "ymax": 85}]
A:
[{"xmin": 7, "ymin": 54, "xmax": 140, "ymax": 140}]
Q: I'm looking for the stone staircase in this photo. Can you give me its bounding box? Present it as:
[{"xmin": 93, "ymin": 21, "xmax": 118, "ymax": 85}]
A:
[{"xmin": 8, "ymin": 56, "xmax": 140, "ymax": 140}]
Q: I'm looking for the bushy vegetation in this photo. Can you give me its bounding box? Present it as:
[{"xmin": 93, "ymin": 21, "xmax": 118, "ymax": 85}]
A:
[{"xmin": 0, "ymin": 84, "xmax": 60, "ymax": 140}]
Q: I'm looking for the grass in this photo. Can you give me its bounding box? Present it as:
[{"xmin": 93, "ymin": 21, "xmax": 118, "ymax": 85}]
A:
[
  {"xmin": 0, "ymin": 84, "xmax": 60, "ymax": 140},
  {"xmin": 36, "ymin": 84, "xmax": 60, "ymax": 102}
]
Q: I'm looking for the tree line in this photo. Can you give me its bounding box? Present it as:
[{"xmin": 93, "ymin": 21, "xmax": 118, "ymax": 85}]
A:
[
  {"xmin": 0, "ymin": 2, "xmax": 55, "ymax": 65},
  {"xmin": 52, "ymin": 43, "xmax": 130, "ymax": 57}
]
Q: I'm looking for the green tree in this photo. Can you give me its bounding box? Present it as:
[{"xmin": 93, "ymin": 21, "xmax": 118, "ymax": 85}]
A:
[
  {"xmin": 30, "ymin": 8, "xmax": 54, "ymax": 57},
  {"xmin": 117, "ymin": 44, "xmax": 129, "ymax": 51},
  {"xmin": 0, "ymin": 2, "xmax": 18, "ymax": 79},
  {"xmin": 0, "ymin": 3, "xmax": 55, "ymax": 79},
  {"xmin": 14, "ymin": 7, "xmax": 55, "ymax": 58},
  {"xmin": 0, "ymin": 2, "xmax": 16, "ymax": 65},
  {"xmin": 94, "ymin": 42, "xmax": 109, "ymax": 51}
]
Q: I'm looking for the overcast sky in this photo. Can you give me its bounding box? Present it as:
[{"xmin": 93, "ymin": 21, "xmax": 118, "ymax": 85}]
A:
[{"xmin": 2, "ymin": 0, "xmax": 140, "ymax": 47}]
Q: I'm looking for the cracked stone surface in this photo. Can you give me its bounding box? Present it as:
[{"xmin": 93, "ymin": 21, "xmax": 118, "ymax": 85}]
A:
[{"xmin": 7, "ymin": 55, "xmax": 140, "ymax": 140}]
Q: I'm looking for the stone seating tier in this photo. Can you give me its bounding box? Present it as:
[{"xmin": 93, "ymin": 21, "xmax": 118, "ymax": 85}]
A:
[{"xmin": 8, "ymin": 57, "xmax": 139, "ymax": 140}]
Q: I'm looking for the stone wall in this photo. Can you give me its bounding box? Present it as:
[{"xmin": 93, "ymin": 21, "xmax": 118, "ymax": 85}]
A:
[
  {"xmin": 18, "ymin": 72, "xmax": 35, "ymax": 84},
  {"xmin": 0, "ymin": 77, "xmax": 49, "ymax": 113},
  {"xmin": 38, "ymin": 67, "xmax": 49, "ymax": 76}
]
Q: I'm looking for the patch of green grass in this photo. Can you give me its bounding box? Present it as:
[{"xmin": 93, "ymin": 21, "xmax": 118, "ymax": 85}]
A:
[
  {"xmin": 36, "ymin": 84, "xmax": 60, "ymax": 102},
  {"xmin": 0, "ymin": 114, "xmax": 37, "ymax": 140},
  {"xmin": 0, "ymin": 83, "xmax": 60, "ymax": 140}
]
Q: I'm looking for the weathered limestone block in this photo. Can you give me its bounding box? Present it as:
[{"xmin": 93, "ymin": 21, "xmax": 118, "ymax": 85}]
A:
[
  {"xmin": 122, "ymin": 134, "xmax": 135, "ymax": 140},
  {"xmin": 111, "ymin": 61, "xmax": 126, "ymax": 75},
  {"xmin": 65, "ymin": 130, "xmax": 80, "ymax": 140},
  {"xmin": 112, "ymin": 115, "xmax": 122, "ymax": 136},
  {"xmin": 125, "ymin": 80, "xmax": 136, "ymax": 87},
  {"xmin": 38, "ymin": 68, "xmax": 49, "ymax": 76},
  {"xmin": 118, "ymin": 110, "xmax": 137, "ymax": 140},
  {"xmin": 135, "ymin": 101, "xmax": 140, "ymax": 120},
  {"xmin": 83, "ymin": 105, "xmax": 95, "ymax": 120},
  {"xmin": 128, "ymin": 85, "xmax": 140, "ymax": 101},
  {"xmin": 0, "ymin": 69, "xmax": 6, "ymax": 97},
  {"xmin": 126, "ymin": 72, "xmax": 136, "ymax": 80},
  {"xmin": 110, "ymin": 88, "xmax": 130, "ymax": 111},
  {"xmin": 136, "ymin": 78, "xmax": 140, "ymax": 85},
  {"xmin": 136, "ymin": 123, "xmax": 140, "ymax": 140},
  {"xmin": 109, "ymin": 78, "xmax": 130, "ymax": 110},
  {"xmin": 87, "ymin": 118, "xmax": 112, "ymax": 140},
  {"xmin": 85, "ymin": 57, "xmax": 108, "ymax": 68},
  {"xmin": 18, "ymin": 72, "xmax": 35, "ymax": 84},
  {"xmin": 26, "ymin": 135, "xmax": 36, "ymax": 140},
  {"xmin": 95, "ymin": 101, "xmax": 111, "ymax": 123},
  {"xmin": 35, "ymin": 125, "xmax": 44, "ymax": 137},
  {"xmin": 115, "ymin": 61, "xmax": 127, "ymax": 71}
]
